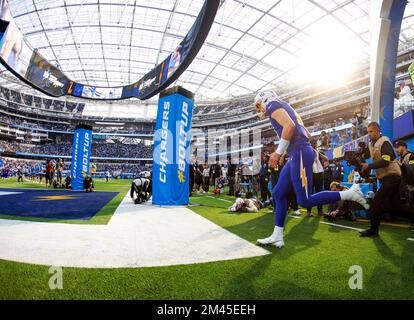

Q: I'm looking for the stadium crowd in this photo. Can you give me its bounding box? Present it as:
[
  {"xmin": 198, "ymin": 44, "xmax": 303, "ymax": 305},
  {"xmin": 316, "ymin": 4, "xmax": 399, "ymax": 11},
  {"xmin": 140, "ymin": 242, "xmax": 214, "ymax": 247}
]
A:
[
  {"xmin": 394, "ymin": 80, "xmax": 414, "ymax": 117},
  {"xmin": 0, "ymin": 86, "xmax": 85, "ymax": 114},
  {"xmin": 189, "ymin": 131, "xmax": 414, "ymax": 228},
  {"xmin": 0, "ymin": 114, "xmax": 70, "ymax": 131},
  {"xmin": 0, "ymin": 140, "xmax": 153, "ymax": 158},
  {"xmin": 0, "ymin": 157, "xmax": 148, "ymax": 181}
]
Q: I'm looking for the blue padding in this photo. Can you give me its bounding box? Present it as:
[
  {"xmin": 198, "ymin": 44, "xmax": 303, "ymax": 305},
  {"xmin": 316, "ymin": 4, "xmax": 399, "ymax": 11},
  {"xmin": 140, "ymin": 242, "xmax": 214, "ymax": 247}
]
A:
[
  {"xmin": 0, "ymin": 188, "xmax": 118, "ymax": 220},
  {"xmin": 394, "ymin": 110, "xmax": 414, "ymax": 140}
]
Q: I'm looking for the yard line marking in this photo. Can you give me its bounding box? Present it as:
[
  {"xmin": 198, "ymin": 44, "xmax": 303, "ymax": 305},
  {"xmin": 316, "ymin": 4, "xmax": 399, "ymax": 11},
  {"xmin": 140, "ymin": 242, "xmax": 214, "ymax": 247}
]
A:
[
  {"xmin": 320, "ymin": 221, "xmax": 363, "ymax": 232},
  {"xmin": 206, "ymin": 196, "xmax": 232, "ymax": 203},
  {"xmin": 407, "ymin": 238, "xmax": 414, "ymax": 242},
  {"xmin": 287, "ymin": 215, "xmax": 302, "ymax": 219},
  {"xmin": 218, "ymin": 198, "xmax": 233, "ymax": 203}
]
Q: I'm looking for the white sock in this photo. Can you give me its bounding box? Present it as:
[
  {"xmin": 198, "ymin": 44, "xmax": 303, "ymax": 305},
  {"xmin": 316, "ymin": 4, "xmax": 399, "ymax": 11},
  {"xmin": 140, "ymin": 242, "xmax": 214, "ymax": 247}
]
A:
[
  {"xmin": 272, "ymin": 225, "xmax": 284, "ymax": 238},
  {"xmin": 339, "ymin": 190, "xmax": 350, "ymax": 201}
]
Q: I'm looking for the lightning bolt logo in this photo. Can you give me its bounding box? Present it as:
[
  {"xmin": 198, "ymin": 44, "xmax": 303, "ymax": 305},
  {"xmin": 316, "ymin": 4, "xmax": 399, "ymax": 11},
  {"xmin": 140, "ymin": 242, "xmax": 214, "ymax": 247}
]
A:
[
  {"xmin": 32, "ymin": 195, "xmax": 80, "ymax": 201},
  {"xmin": 300, "ymin": 152, "xmax": 309, "ymax": 199},
  {"xmin": 178, "ymin": 170, "xmax": 185, "ymax": 183},
  {"xmin": 379, "ymin": 105, "xmax": 385, "ymax": 120}
]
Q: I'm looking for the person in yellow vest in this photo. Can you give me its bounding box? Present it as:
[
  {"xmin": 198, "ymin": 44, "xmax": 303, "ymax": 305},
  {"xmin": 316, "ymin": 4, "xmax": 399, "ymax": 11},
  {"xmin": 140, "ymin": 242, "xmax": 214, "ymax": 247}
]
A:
[
  {"xmin": 360, "ymin": 122, "xmax": 402, "ymax": 237},
  {"xmin": 394, "ymin": 140, "xmax": 414, "ymax": 208},
  {"xmin": 394, "ymin": 140, "xmax": 414, "ymax": 231}
]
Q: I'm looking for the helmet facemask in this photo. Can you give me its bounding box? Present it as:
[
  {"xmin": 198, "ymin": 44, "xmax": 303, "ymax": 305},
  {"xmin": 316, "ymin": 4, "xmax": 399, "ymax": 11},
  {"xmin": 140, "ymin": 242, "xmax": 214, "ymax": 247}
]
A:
[
  {"xmin": 254, "ymin": 99, "xmax": 266, "ymax": 120},
  {"xmin": 253, "ymin": 90, "xmax": 277, "ymax": 120}
]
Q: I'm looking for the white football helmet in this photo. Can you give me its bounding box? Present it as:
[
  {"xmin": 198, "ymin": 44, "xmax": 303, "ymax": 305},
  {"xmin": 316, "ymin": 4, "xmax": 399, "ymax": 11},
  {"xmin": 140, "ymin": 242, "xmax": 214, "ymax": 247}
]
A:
[
  {"xmin": 140, "ymin": 171, "xmax": 151, "ymax": 178},
  {"xmin": 133, "ymin": 178, "xmax": 142, "ymax": 187},
  {"xmin": 235, "ymin": 198, "xmax": 244, "ymax": 205},
  {"xmin": 253, "ymin": 90, "xmax": 278, "ymax": 120}
]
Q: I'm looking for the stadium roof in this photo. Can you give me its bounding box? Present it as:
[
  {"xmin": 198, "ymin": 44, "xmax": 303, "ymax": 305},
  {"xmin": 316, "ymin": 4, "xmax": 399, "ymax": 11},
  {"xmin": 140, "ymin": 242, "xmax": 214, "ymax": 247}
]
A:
[{"xmin": 1, "ymin": 0, "xmax": 414, "ymax": 101}]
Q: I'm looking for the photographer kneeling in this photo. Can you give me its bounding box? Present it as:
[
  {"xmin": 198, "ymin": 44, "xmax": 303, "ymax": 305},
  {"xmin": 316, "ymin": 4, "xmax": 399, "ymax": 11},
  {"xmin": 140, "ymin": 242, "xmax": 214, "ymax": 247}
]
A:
[
  {"xmin": 84, "ymin": 175, "xmax": 94, "ymax": 193},
  {"xmin": 324, "ymin": 182, "xmax": 356, "ymax": 222},
  {"xmin": 130, "ymin": 172, "xmax": 152, "ymax": 204},
  {"xmin": 359, "ymin": 122, "xmax": 402, "ymax": 237}
]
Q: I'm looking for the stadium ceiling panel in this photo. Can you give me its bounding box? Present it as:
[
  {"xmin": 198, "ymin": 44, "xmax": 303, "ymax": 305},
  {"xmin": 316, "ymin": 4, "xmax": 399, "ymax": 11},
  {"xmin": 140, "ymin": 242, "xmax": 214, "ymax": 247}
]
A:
[{"xmin": 2, "ymin": 0, "xmax": 414, "ymax": 101}]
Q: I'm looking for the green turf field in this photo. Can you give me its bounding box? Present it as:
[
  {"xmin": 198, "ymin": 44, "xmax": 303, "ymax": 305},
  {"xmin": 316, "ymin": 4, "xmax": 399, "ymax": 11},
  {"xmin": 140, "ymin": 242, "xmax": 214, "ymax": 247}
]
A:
[
  {"xmin": 0, "ymin": 178, "xmax": 131, "ymax": 224},
  {"xmin": 0, "ymin": 186, "xmax": 413, "ymax": 299}
]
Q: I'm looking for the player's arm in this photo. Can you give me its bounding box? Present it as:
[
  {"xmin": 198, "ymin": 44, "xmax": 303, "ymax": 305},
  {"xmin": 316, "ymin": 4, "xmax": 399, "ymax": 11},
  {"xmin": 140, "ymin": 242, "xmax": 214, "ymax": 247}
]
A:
[
  {"xmin": 368, "ymin": 141, "xmax": 395, "ymax": 170},
  {"xmin": 268, "ymin": 109, "xmax": 295, "ymax": 168},
  {"xmin": 270, "ymin": 108, "xmax": 296, "ymax": 154},
  {"xmin": 316, "ymin": 150, "xmax": 329, "ymax": 167}
]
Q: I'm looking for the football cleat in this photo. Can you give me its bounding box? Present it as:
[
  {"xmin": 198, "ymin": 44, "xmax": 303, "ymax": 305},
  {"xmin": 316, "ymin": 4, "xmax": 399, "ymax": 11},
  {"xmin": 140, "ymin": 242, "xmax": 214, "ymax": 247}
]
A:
[
  {"xmin": 257, "ymin": 226, "xmax": 284, "ymax": 248},
  {"xmin": 348, "ymin": 184, "xmax": 370, "ymax": 210},
  {"xmin": 257, "ymin": 235, "xmax": 284, "ymax": 248},
  {"xmin": 341, "ymin": 184, "xmax": 370, "ymax": 210},
  {"xmin": 271, "ymin": 240, "xmax": 285, "ymax": 248},
  {"xmin": 257, "ymin": 235, "xmax": 278, "ymax": 245}
]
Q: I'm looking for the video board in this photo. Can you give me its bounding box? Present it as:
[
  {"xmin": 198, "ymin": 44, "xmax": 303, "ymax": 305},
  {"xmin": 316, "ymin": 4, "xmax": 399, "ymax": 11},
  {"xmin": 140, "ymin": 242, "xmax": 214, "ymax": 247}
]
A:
[{"xmin": 0, "ymin": 0, "xmax": 220, "ymax": 100}]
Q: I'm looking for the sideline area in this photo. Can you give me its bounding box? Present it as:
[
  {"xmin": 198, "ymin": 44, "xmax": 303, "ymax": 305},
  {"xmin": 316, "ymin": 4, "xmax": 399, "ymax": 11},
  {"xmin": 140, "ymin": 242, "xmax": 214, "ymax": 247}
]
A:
[
  {"xmin": 0, "ymin": 190, "xmax": 269, "ymax": 268},
  {"xmin": 1, "ymin": 180, "xmax": 414, "ymax": 299}
]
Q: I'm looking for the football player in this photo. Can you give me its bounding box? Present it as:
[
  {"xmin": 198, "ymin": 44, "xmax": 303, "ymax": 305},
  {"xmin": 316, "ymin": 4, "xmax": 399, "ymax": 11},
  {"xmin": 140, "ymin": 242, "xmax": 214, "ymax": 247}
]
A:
[
  {"xmin": 253, "ymin": 90, "xmax": 369, "ymax": 248},
  {"xmin": 130, "ymin": 171, "xmax": 152, "ymax": 204}
]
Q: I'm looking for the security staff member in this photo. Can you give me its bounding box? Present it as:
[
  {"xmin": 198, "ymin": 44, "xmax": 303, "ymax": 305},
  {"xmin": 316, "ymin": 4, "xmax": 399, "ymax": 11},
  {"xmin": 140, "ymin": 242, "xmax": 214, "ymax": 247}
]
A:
[
  {"xmin": 360, "ymin": 122, "xmax": 402, "ymax": 237},
  {"xmin": 259, "ymin": 154, "xmax": 271, "ymax": 202},
  {"xmin": 84, "ymin": 175, "xmax": 94, "ymax": 192},
  {"xmin": 394, "ymin": 140, "xmax": 414, "ymax": 208}
]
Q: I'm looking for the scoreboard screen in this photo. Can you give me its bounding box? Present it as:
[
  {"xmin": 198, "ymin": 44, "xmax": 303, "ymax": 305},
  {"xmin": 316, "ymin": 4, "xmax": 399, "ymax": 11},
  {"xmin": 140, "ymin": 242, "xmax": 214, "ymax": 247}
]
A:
[{"xmin": 0, "ymin": 0, "xmax": 220, "ymax": 101}]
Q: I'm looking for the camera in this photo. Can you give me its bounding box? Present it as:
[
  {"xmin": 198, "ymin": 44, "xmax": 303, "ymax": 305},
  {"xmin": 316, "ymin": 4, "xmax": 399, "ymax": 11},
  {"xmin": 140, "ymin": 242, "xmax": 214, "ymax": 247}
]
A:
[
  {"xmin": 343, "ymin": 141, "xmax": 371, "ymax": 179},
  {"xmin": 401, "ymin": 162, "xmax": 414, "ymax": 185}
]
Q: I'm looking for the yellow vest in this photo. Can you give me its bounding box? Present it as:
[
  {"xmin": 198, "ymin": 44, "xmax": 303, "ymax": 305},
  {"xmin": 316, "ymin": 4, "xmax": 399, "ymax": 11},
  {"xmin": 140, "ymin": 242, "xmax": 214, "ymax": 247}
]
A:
[
  {"xmin": 400, "ymin": 152, "xmax": 414, "ymax": 191},
  {"xmin": 368, "ymin": 136, "xmax": 401, "ymax": 179}
]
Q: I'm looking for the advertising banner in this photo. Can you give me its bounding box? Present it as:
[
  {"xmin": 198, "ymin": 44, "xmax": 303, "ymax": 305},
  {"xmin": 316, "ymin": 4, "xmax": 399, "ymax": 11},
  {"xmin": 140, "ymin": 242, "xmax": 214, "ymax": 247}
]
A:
[
  {"xmin": 152, "ymin": 87, "xmax": 194, "ymax": 205},
  {"xmin": 0, "ymin": 0, "xmax": 220, "ymax": 101},
  {"xmin": 71, "ymin": 125, "xmax": 93, "ymax": 190}
]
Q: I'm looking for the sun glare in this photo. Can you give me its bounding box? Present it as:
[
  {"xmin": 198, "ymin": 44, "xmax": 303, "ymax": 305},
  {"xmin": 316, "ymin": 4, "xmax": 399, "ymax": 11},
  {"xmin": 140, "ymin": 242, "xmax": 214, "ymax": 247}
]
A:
[{"xmin": 290, "ymin": 21, "xmax": 365, "ymax": 87}]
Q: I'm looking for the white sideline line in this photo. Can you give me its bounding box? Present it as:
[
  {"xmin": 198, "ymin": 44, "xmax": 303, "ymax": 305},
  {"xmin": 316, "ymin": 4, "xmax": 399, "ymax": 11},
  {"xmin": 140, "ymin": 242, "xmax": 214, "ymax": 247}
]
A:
[
  {"xmin": 206, "ymin": 196, "xmax": 232, "ymax": 203},
  {"xmin": 287, "ymin": 215, "xmax": 302, "ymax": 219},
  {"xmin": 407, "ymin": 238, "xmax": 414, "ymax": 242},
  {"xmin": 218, "ymin": 198, "xmax": 232, "ymax": 203},
  {"xmin": 320, "ymin": 221, "xmax": 363, "ymax": 232}
]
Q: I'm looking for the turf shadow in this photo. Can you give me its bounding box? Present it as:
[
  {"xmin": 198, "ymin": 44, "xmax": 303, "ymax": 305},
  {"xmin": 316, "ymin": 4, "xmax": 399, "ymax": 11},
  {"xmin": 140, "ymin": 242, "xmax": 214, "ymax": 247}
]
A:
[
  {"xmin": 375, "ymin": 230, "xmax": 414, "ymax": 287},
  {"xmin": 219, "ymin": 254, "xmax": 332, "ymax": 299},
  {"xmin": 282, "ymin": 216, "xmax": 321, "ymax": 258}
]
